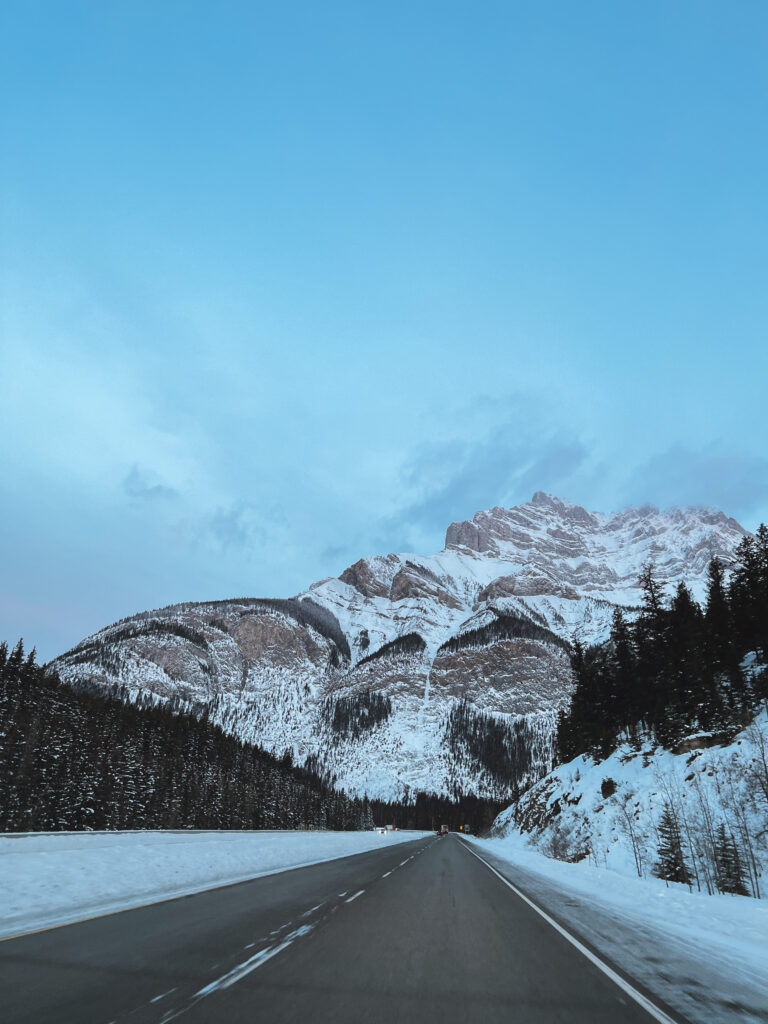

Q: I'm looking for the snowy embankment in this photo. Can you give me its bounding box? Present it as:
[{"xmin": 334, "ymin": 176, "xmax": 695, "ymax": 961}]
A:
[
  {"xmin": 504, "ymin": 707, "xmax": 768, "ymax": 896},
  {"xmin": 0, "ymin": 829, "xmax": 430, "ymax": 939},
  {"xmin": 466, "ymin": 831, "xmax": 768, "ymax": 1024}
]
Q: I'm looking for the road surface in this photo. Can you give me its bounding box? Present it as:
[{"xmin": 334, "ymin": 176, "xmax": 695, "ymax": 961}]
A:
[{"xmin": 1, "ymin": 834, "xmax": 684, "ymax": 1023}]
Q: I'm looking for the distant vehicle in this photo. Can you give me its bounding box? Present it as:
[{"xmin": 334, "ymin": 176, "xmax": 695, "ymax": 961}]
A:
[
  {"xmin": 439, "ymin": 824, "xmax": 449, "ymax": 835},
  {"xmin": 375, "ymin": 827, "xmax": 387, "ymax": 834}
]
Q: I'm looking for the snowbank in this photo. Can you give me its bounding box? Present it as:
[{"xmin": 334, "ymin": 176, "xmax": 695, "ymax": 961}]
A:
[
  {"xmin": 0, "ymin": 829, "xmax": 430, "ymax": 938},
  {"xmin": 500, "ymin": 709, "xmax": 768, "ymax": 898},
  {"xmin": 465, "ymin": 832, "xmax": 768, "ymax": 1024}
]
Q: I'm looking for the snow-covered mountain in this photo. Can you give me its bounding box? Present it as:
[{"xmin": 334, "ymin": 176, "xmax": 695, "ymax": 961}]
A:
[{"xmin": 51, "ymin": 494, "xmax": 747, "ymax": 801}]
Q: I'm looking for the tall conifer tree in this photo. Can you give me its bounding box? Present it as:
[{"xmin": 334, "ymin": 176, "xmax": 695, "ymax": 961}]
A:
[
  {"xmin": 714, "ymin": 822, "xmax": 750, "ymax": 896},
  {"xmin": 654, "ymin": 803, "xmax": 691, "ymax": 886}
]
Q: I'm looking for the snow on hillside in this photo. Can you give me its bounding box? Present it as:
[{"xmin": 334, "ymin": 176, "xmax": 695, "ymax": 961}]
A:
[
  {"xmin": 302, "ymin": 492, "xmax": 747, "ymax": 664},
  {"xmin": 491, "ymin": 709, "xmax": 768, "ymax": 900},
  {"xmin": 49, "ymin": 495, "xmax": 749, "ymax": 802},
  {"xmin": 0, "ymin": 829, "xmax": 432, "ymax": 939}
]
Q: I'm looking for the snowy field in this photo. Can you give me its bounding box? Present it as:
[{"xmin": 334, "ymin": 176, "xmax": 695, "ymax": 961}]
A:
[
  {"xmin": 0, "ymin": 829, "xmax": 431, "ymax": 939},
  {"xmin": 465, "ymin": 833, "xmax": 768, "ymax": 1024}
]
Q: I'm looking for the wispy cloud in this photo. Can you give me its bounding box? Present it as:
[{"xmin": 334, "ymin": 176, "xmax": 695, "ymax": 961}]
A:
[
  {"xmin": 389, "ymin": 417, "xmax": 588, "ymax": 547},
  {"xmin": 207, "ymin": 502, "xmax": 262, "ymax": 550},
  {"xmin": 124, "ymin": 465, "xmax": 179, "ymax": 502},
  {"xmin": 321, "ymin": 542, "xmax": 353, "ymax": 563},
  {"xmin": 626, "ymin": 446, "xmax": 768, "ymax": 523}
]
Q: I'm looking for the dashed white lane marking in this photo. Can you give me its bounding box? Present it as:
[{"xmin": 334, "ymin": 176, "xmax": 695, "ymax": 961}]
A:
[
  {"xmin": 196, "ymin": 926, "xmax": 314, "ymax": 996},
  {"xmin": 461, "ymin": 843, "xmax": 679, "ymax": 1024},
  {"xmin": 150, "ymin": 988, "xmax": 177, "ymax": 1003},
  {"xmin": 399, "ymin": 859, "xmax": 409, "ymax": 866},
  {"xmin": 150, "ymin": 846, "xmax": 432, "ymax": 1020},
  {"xmin": 302, "ymin": 902, "xmax": 325, "ymax": 917},
  {"xmin": 159, "ymin": 925, "xmax": 317, "ymax": 1021}
]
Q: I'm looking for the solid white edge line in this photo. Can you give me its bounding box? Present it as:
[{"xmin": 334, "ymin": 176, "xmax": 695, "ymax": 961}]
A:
[{"xmin": 460, "ymin": 842, "xmax": 679, "ymax": 1024}]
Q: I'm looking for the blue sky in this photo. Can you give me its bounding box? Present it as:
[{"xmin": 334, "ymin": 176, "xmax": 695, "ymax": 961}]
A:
[{"xmin": 2, "ymin": 1, "xmax": 767, "ymax": 660}]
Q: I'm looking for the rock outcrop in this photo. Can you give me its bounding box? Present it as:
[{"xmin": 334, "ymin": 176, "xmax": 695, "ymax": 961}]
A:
[{"xmin": 50, "ymin": 495, "xmax": 748, "ymax": 801}]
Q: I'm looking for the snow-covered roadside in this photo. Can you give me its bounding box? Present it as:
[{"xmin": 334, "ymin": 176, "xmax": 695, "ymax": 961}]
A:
[
  {"xmin": 502, "ymin": 708, "xmax": 768, "ymax": 896},
  {"xmin": 463, "ymin": 832, "xmax": 768, "ymax": 1024},
  {"xmin": 0, "ymin": 829, "xmax": 430, "ymax": 939}
]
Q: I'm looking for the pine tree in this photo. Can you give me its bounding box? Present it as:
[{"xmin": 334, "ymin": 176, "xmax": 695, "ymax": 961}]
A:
[
  {"xmin": 730, "ymin": 535, "xmax": 761, "ymax": 658},
  {"xmin": 665, "ymin": 581, "xmax": 705, "ymax": 734},
  {"xmin": 608, "ymin": 607, "xmax": 637, "ymax": 736},
  {"xmin": 701, "ymin": 557, "xmax": 740, "ymax": 729},
  {"xmin": 556, "ymin": 707, "xmax": 575, "ymax": 763},
  {"xmin": 559, "ymin": 641, "xmax": 597, "ymax": 758},
  {"xmin": 704, "ymin": 558, "xmax": 732, "ymax": 673},
  {"xmin": 653, "ymin": 803, "xmax": 691, "ymax": 886},
  {"xmin": 638, "ymin": 563, "xmax": 666, "ymax": 622},
  {"xmin": 7, "ymin": 639, "xmax": 24, "ymax": 676},
  {"xmin": 634, "ymin": 564, "xmax": 669, "ymax": 732},
  {"xmin": 714, "ymin": 822, "xmax": 750, "ymax": 896},
  {"xmin": 753, "ymin": 524, "xmax": 768, "ymax": 661}
]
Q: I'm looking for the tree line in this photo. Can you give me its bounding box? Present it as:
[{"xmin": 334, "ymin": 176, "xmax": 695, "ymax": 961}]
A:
[
  {"xmin": 557, "ymin": 526, "xmax": 768, "ymax": 760},
  {"xmin": 0, "ymin": 642, "xmax": 372, "ymax": 832},
  {"xmin": 438, "ymin": 611, "xmax": 570, "ymax": 656},
  {"xmin": 322, "ymin": 690, "xmax": 392, "ymax": 739},
  {"xmin": 368, "ymin": 791, "xmax": 503, "ymax": 834},
  {"xmin": 355, "ymin": 632, "xmax": 426, "ymax": 668},
  {"xmin": 1, "ymin": 640, "xmax": 504, "ymax": 835},
  {"xmin": 446, "ymin": 699, "xmax": 554, "ymax": 797}
]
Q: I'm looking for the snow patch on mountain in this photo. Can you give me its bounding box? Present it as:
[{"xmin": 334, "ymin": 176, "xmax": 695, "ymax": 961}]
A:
[{"xmin": 50, "ymin": 496, "xmax": 748, "ymax": 801}]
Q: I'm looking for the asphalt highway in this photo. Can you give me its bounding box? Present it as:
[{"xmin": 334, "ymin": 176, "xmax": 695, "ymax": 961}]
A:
[{"xmin": 0, "ymin": 834, "xmax": 686, "ymax": 1024}]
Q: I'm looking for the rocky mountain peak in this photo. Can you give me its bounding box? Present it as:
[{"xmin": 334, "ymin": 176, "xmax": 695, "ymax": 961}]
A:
[
  {"xmin": 444, "ymin": 495, "xmax": 745, "ymax": 581},
  {"xmin": 444, "ymin": 493, "xmax": 602, "ymax": 555},
  {"xmin": 50, "ymin": 494, "xmax": 751, "ymax": 803}
]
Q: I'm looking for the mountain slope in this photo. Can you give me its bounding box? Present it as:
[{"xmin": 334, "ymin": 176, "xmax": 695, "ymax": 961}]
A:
[
  {"xmin": 491, "ymin": 704, "xmax": 768, "ymax": 900},
  {"xmin": 50, "ymin": 494, "xmax": 747, "ymax": 800}
]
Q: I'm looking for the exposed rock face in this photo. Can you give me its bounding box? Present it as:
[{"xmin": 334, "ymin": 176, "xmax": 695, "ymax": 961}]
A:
[
  {"xmin": 339, "ymin": 557, "xmax": 396, "ymax": 599},
  {"xmin": 51, "ymin": 495, "xmax": 748, "ymax": 801},
  {"xmin": 444, "ymin": 493, "xmax": 745, "ymax": 600},
  {"xmin": 340, "ymin": 647, "xmax": 431, "ymax": 702},
  {"xmin": 232, "ymin": 614, "xmax": 327, "ymax": 673},
  {"xmin": 389, "ymin": 563, "xmax": 464, "ymax": 609},
  {"xmin": 477, "ymin": 572, "xmax": 581, "ymax": 602},
  {"xmin": 430, "ymin": 640, "xmax": 573, "ymax": 716}
]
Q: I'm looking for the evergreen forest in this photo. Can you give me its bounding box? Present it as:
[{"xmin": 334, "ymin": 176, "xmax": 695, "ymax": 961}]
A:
[
  {"xmin": 557, "ymin": 526, "xmax": 768, "ymax": 760},
  {"xmin": 0, "ymin": 642, "xmax": 373, "ymax": 832},
  {"xmin": 0, "ymin": 642, "xmax": 498, "ymax": 834}
]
